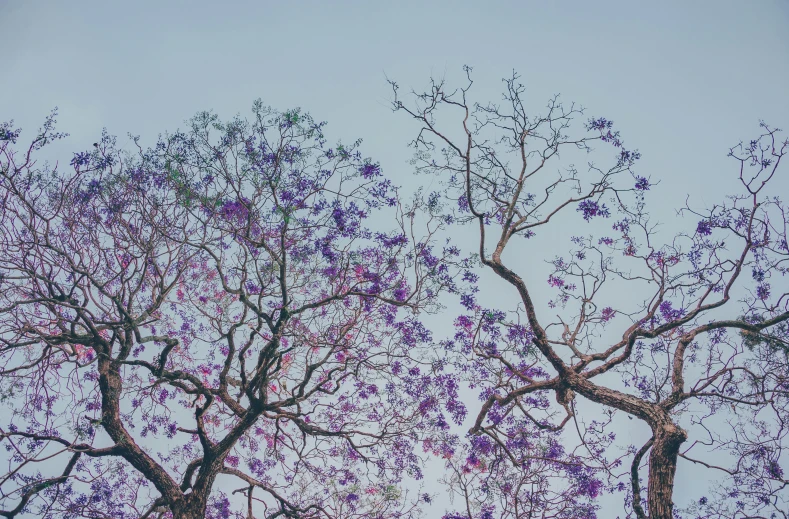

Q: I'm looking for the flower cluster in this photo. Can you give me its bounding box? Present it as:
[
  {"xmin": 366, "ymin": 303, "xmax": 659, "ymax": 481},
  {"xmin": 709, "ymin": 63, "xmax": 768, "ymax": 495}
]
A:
[{"xmin": 577, "ymin": 200, "xmax": 611, "ymax": 221}]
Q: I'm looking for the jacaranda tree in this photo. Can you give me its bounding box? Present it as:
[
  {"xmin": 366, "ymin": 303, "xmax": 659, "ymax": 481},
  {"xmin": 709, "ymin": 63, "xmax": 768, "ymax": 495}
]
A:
[
  {"xmin": 390, "ymin": 68, "xmax": 788, "ymax": 519},
  {"xmin": 0, "ymin": 105, "xmax": 470, "ymax": 518},
  {"xmin": 2, "ymin": 70, "xmax": 787, "ymax": 519}
]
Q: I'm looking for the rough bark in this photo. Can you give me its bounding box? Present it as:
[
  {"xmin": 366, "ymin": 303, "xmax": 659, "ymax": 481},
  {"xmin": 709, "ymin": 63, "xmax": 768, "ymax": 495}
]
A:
[
  {"xmin": 631, "ymin": 437, "xmax": 653, "ymax": 519},
  {"xmin": 170, "ymin": 495, "xmax": 208, "ymax": 519},
  {"xmin": 646, "ymin": 425, "xmax": 687, "ymax": 519},
  {"xmin": 556, "ymin": 372, "xmax": 688, "ymax": 518},
  {"xmin": 97, "ymin": 353, "xmax": 183, "ymax": 503}
]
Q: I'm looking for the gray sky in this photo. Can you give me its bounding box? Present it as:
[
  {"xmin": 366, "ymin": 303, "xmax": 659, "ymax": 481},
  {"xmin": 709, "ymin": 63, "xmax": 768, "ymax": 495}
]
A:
[
  {"xmin": 3, "ymin": 0, "xmax": 788, "ymax": 204},
  {"xmin": 2, "ymin": 1, "xmax": 789, "ymax": 516}
]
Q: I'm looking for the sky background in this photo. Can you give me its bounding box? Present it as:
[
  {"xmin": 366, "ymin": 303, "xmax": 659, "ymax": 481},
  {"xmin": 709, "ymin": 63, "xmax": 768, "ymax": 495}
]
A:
[{"xmin": 2, "ymin": 1, "xmax": 789, "ymax": 516}]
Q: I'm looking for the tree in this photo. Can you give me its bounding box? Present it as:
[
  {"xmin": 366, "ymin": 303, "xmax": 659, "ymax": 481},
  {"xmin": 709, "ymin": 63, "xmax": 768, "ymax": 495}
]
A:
[
  {"xmin": 390, "ymin": 67, "xmax": 789, "ymax": 519},
  {"xmin": 2, "ymin": 72, "xmax": 787, "ymax": 519},
  {"xmin": 0, "ymin": 106, "xmax": 468, "ymax": 518}
]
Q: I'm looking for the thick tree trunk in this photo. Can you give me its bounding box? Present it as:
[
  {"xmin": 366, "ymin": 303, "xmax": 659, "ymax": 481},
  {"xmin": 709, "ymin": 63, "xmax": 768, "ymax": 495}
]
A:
[
  {"xmin": 646, "ymin": 424, "xmax": 687, "ymax": 519},
  {"xmin": 559, "ymin": 372, "xmax": 690, "ymax": 519},
  {"xmin": 171, "ymin": 495, "xmax": 208, "ymax": 519}
]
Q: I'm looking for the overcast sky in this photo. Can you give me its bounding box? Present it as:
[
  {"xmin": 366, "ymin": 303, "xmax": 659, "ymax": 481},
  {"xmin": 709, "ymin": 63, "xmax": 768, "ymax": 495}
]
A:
[{"xmin": 2, "ymin": 1, "xmax": 788, "ymax": 516}]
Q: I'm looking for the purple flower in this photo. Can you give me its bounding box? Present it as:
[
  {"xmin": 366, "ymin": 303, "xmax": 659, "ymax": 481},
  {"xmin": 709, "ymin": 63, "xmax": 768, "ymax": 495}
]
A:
[
  {"xmin": 696, "ymin": 220, "xmax": 712, "ymax": 236},
  {"xmin": 577, "ymin": 476, "xmax": 603, "ymax": 498},
  {"xmin": 460, "ymin": 293, "xmax": 476, "ymax": 310},
  {"xmin": 418, "ymin": 397, "xmax": 436, "ymax": 415},
  {"xmin": 756, "ymin": 283, "xmax": 771, "ymax": 300},
  {"xmin": 659, "ymin": 300, "xmax": 684, "ymax": 321},
  {"xmin": 219, "ymin": 199, "xmax": 250, "ymax": 222},
  {"xmin": 634, "ymin": 177, "xmax": 650, "ymax": 190},
  {"xmin": 77, "ymin": 179, "xmax": 103, "ymax": 203},
  {"xmin": 618, "ymin": 148, "xmax": 641, "ymax": 164},
  {"xmin": 419, "ymin": 246, "xmax": 440, "ymax": 268},
  {"xmin": 0, "ymin": 122, "xmax": 22, "ymax": 143},
  {"xmin": 546, "ymin": 442, "xmax": 564, "ymax": 459},
  {"xmin": 471, "ymin": 436, "xmax": 493, "ymax": 455},
  {"xmin": 393, "ymin": 287, "xmax": 408, "ymax": 301},
  {"xmin": 376, "ymin": 232, "xmax": 407, "ymax": 248},
  {"xmin": 210, "ymin": 497, "xmax": 231, "ymax": 519},
  {"xmin": 766, "ymin": 460, "xmax": 783, "ymax": 479},
  {"xmin": 457, "ymin": 195, "xmax": 470, "ymax": 213},
  {"xmin": 577, "ymin": 200, "xmax": 610, "ymax": 221},
  {"xmin": 587, "ymin": 117, "xmax": 614, "ymax": 131},
  {"xmin": 548, "ymin": 275, "xmax": 565, "ymax": 288},
  {"xmin": 462, "ymin": 271, "xmax": 479, "ymax": 283},
  {"xmin": 360, "ymin": 162, "xmax": 381, "ymax": 179},
  {"xmin": 70, "ymin": 151, "xmax": 92, "ymax": 168}
]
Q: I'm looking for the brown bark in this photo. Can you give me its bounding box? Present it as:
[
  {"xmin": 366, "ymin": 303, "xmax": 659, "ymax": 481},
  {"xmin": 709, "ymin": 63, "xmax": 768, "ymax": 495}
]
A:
[
  {"xmin": 631, "ymin": 437, "xmax": 653, "ymax": 519},
  {"xmin": 97, "ymin": 354, "xmax": 183, "ymax": 503},
  {"xmin": 646, "ymin": 425, "xmax": 687, "ymax": 519},
  {"xmin": 557, "ymin": 373, "xmax": 687, "ymax": 518},
  {"xmin": 170, "ymin": 495, "xmax": 208, "ymax": 519}
]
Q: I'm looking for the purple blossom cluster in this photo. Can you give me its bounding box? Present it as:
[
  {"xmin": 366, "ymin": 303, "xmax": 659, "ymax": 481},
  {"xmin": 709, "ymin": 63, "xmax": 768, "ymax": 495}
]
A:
[
  {"xmin": 577, "ymin": 200, "xmax": 611, "ymax": 221},
  {"xmin": 0, "ymin": 121, "xmax": 22, "ymax": 143},
  {"xmin": 634, "ymin": 176, "xmax": 650, "ymax": 190}
]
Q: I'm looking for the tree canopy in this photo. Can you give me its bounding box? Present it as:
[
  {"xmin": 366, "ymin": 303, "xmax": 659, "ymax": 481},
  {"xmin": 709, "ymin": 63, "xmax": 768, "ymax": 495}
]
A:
[{"xmin": 1, "ymin": 70, "xmax": 787, "ymax": 519}]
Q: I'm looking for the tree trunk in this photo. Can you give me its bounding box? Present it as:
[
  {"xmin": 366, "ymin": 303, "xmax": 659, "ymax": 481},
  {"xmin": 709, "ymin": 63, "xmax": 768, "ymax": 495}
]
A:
[
  {"xmin": 647, "ymin": 424, "xmax": 687, "ymax": 519},
  {"xmin": 170, "ymin": 495, "xmax": 208, "ymax": 519}
]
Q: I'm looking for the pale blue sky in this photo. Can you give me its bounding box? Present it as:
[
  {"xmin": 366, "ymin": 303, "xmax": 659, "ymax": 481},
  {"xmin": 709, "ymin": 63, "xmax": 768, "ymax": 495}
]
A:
[
  {"xmin": 3, "ymin": 0, "xmax": 788, "ymax": 205},
  {"xmin": 2, "ymin": 1, "xmax": 788, "ymax": 516}
]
